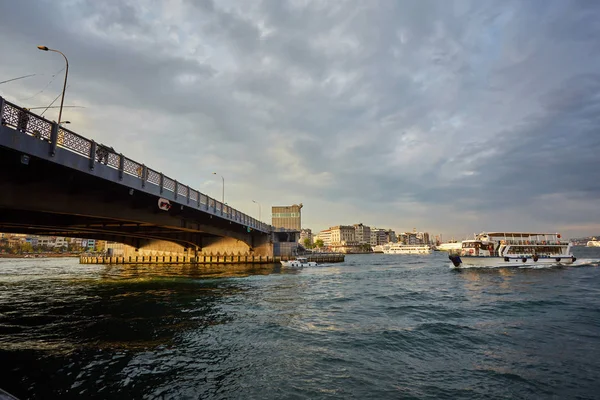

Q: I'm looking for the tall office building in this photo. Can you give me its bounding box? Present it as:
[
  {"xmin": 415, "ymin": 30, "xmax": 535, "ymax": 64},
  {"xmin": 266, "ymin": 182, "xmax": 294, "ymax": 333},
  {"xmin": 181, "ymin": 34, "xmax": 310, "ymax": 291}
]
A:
[{"xmin": 271, "ymin": 203, "xmax": 303, "ymax": 230}]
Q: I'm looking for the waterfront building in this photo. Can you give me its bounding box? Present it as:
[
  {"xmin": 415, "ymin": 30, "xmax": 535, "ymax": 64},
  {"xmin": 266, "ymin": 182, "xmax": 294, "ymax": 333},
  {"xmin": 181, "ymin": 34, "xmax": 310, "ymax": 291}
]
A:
[
  {"xmin": 385, "ymin": 229, "xmax": 397, "ymax": 243},
  {"xmin": 70, "ymin": 238, "xmax": 84, "ymax": 247},
  {"xmin": 6, "ymin": 235, "xmax": 27, "ymax": 248},
  {"xmin": 25, "ymin": 235, "xmax": 40, "ymax": 247},
  {"xmin": 328, "ymin": 225, "xmax": 361, "ymax": 253},
  {"xmin": 37, "ymin": 237, "xmax": 54, "ymax": 247},
  {"xmin": 330, "ymin": 225, "xmax": 356, "ymax": 244},
  {"xmin": 397, "ymin": 229, "xmax": 430, "ymax": 245},
  {"xmin": 55, "ymin": 237, "xmax": 68, "ymax": 248},
  {"xmin": 299, "ymin": 228, "xmax": 313, "ymax": 244},
  {"xmin": 369, "ymin": 228, "xmax": 398, "ymax": 245},
  {"xmin": 316, "ymin": 229, "xmax": 332, "ymax": 247},
  {"xmin": 0, "ymin": 232, "xmax": 105, "ymax": 251},
  {"xmin": 272, "ymin": 203, "xmax": 303, "ymax": 230},
  {"xmin": 354, "ymin": 223, "xmax": 371, "ymax": 245}
]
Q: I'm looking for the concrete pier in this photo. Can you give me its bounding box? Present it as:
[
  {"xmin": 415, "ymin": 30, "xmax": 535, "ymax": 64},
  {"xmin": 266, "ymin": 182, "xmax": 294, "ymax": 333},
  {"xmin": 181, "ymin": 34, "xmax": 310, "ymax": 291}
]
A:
[{"xmin": 80, "ymin": 253, "xmax": 345, "ymax": 265}]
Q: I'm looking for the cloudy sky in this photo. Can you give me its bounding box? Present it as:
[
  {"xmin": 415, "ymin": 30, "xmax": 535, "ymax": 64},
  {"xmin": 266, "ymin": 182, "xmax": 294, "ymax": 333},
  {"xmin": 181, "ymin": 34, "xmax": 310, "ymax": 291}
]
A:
[{"xmin": 1, "ymin": 0, "xmax": 599, "ymax": 239}]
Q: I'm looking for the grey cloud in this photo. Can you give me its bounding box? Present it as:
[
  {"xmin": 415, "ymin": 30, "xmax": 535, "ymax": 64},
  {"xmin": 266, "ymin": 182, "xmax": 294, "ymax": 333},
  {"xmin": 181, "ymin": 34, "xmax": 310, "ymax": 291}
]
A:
[{"xmin": 2, "ymin": 0, "xmax": 600, "ymax": 236}]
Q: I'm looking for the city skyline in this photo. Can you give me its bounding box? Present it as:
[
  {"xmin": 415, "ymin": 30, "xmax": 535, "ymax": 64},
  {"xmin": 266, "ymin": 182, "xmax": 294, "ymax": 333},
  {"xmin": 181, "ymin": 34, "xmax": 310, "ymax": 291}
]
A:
[{"xmin": 1, "ymin": 1, "xmax": 599, "ymax": 239}]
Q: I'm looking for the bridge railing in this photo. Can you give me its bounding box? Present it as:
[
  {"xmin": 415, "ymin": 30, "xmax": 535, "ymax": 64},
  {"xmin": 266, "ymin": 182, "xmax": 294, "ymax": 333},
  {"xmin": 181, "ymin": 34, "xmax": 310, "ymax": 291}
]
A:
[{"xmin": 0, "ymin": 97, "xmax": 275, "ymax": 232}]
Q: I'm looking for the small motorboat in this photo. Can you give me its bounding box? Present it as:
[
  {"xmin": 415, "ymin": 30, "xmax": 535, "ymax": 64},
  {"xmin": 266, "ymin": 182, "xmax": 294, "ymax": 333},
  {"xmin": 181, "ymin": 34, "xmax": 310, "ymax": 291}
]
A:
[{"xmin": 280, "ymin": 257, "xmax": 318, "ymax": 268}]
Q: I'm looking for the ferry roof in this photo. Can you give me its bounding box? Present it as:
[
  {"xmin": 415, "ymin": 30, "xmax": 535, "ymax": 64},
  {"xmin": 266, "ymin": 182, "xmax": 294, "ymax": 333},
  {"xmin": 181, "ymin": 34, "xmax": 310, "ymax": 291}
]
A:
[{"xmin": 482, "ymin": 232, "xmax": 560, "ymax": 237}]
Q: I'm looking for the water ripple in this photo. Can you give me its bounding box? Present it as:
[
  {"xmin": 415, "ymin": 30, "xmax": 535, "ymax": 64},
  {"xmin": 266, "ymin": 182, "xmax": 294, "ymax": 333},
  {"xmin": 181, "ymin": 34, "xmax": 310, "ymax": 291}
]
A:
[{"xmin": 0, "ymin": 249, "xmax": 600, "ymax": 399}]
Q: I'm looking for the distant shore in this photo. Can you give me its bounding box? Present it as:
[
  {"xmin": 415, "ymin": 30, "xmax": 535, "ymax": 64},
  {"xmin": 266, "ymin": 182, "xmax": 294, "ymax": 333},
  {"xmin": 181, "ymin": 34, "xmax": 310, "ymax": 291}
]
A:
[{"xmin": 0, "ymin": 253, "xmax": 82, "ymax": 259}]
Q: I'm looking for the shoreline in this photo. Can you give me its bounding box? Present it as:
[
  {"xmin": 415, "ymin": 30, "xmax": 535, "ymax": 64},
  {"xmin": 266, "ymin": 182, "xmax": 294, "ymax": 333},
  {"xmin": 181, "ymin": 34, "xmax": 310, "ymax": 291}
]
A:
[{"xmin": 0, "ymin": 253, "xmax": 82, "ymax": 259}]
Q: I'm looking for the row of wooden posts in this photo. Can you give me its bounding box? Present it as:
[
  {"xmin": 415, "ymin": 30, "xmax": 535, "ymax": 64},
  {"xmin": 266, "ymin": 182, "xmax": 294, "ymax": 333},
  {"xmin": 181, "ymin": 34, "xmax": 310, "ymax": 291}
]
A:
[{"xmin": 80, "ymin": 253, "xmax": 345, "ymax": 265}]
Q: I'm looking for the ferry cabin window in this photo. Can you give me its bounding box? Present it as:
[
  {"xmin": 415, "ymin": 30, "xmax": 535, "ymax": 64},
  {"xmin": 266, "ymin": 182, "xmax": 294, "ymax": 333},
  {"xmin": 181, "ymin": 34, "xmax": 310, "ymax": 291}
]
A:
[{"xmin": 507, "ymin": 246, "xmax": 562, "ymax": 255}]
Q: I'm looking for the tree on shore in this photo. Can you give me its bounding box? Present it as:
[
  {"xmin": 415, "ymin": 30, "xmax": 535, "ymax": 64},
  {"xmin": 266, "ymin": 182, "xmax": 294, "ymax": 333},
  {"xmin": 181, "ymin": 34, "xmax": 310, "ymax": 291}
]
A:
[
  {"xmin": 359, "ymin": 243, "xmax": 372, "ymax": 252},
  {"xmin": 302, "ymin": 238, "xmax": 313, "ymax": 249}
]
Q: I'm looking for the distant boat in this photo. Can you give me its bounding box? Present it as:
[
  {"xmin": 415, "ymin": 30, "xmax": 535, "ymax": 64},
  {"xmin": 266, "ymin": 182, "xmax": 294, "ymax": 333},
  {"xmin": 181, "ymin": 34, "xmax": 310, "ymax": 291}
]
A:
[
  {"xmin": 586, "ymin": 238, "xmax": 600, "ymax": 247},
  {"xmin": 449, "ymin": 232, "xmax": 576, "ymax": 268},
  {"xmin": 372, "ymin": 244, "xmax": 391, "ymax": 253},
  {"xmin": 383, "ymin": 244, "xmax": 432, "ymax": 255},
  {"xmin": 280, "ymin": 257, "xmax": 318, "ymax": 268},
  {"xmin": 435, "ymin": 241, "xmax": 462, "ymax": 252}
]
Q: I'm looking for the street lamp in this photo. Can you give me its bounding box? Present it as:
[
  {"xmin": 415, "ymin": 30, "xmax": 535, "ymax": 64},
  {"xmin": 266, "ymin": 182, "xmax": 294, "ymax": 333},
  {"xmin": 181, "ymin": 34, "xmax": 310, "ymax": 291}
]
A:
[
  {"xmin": 37, "ymin": 45, "xmax": 69, "ymax": 126},
  {"xmin": 212, "ymin": 172, "xmax": 224, "ymax": 204},
  {"xmin": 252, "ymin": 200, "xmax": 261, "ymax": 221}
]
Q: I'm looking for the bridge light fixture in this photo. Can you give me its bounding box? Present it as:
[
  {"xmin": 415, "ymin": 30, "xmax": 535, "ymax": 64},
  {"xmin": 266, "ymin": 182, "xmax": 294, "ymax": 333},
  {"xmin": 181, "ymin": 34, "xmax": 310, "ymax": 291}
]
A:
[
  {"xmin": 37, "ymin": 45, "xmax": 69, "ymax": 126},
  {"xmin": 212, "ymin": 172, "xmax": 224, "ymax": 204},
  {"xmin": 252, "ymin": 200, "xmax": 261, "ymax": 221}
]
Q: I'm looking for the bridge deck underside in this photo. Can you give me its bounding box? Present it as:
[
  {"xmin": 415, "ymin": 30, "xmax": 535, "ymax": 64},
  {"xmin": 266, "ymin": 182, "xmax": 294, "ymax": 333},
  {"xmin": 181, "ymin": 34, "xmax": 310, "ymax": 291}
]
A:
[{"xmin": 0, "ymin": 144, "xmax": 263, "ymax": 250}]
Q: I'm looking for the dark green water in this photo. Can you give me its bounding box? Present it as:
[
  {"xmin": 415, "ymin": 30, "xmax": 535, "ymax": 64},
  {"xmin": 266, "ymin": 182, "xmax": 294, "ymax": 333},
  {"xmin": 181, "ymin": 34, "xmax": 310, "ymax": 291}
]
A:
[{"xmin": 1, "ymin": 248, "xmax": 600, "ymax": 399}]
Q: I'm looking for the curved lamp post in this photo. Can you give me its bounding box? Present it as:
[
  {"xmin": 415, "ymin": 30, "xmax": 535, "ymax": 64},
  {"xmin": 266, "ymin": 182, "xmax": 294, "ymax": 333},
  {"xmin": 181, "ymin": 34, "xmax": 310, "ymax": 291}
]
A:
[
  {"xmin": 37, "ymin": 45, "xmax": 69, "ymax": 125},
  {"xmin": 252, "ymin": 200, "xmax": 261, "ymax": 221},
  {"xmin": 212, "ymin": 172, "xmax": 224, "ymax": 204}
]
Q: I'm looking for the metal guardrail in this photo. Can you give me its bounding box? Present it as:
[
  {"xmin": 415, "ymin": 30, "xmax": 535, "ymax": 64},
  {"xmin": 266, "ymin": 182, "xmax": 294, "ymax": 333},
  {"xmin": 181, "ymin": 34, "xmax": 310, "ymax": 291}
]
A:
[{"xmin": 0, "ymin": 97, "xmax": 274, "ymax": 233}]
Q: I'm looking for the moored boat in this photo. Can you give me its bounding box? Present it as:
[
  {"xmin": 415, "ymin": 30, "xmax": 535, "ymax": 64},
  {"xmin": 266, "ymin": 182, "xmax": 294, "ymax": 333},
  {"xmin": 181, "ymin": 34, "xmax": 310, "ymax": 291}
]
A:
[
  {"xmin": 280, "ymin": 257, "xmax": 318, "ymax": 268},
  {"xmin": 449, "ymin": 232, "xmax": 576, "ymax": 268},
  {"xmin": 383, "ymin": 244, "xmax": 432, "ymax": 255}
]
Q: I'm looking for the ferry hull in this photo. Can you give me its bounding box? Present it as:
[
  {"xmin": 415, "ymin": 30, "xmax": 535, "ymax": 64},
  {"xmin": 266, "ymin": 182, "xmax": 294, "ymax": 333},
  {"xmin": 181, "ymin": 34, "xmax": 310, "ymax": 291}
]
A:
[
  {"xmin": 280, "ymin": 260, "xmax": 318, "ymax": 268},
  {"xmin": 449, "ymin": 255, "xmax": 576, "ymax": 268},
  {"xmin": 384, "ymin": 249, "xmax": 432, "ymax": 255}
]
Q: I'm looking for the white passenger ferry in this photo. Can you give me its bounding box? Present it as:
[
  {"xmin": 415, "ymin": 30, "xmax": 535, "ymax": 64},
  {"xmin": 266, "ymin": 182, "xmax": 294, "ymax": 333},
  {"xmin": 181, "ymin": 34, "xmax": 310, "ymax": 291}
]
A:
[
  {"xmin": 448, "ymin": 232, "xmax": 576, "ymax": 268},
  {"xmin": 383, "ymin": 244, "xmax": 432, "ymax": 255},
  {"xmin": 586, "ymin": 238, "xmax": 600, "ymax": 247}
]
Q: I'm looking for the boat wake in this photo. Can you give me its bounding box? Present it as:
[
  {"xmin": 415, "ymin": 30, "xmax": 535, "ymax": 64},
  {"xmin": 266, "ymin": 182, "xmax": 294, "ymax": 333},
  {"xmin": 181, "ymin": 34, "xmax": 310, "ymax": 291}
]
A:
[
  {"xmin": 570, "ymin": 258, "xmax": 600, "ymax": 267},
  {"xmin": 449, "ymin": 258, "xmax": 600, "ymax": 270}
]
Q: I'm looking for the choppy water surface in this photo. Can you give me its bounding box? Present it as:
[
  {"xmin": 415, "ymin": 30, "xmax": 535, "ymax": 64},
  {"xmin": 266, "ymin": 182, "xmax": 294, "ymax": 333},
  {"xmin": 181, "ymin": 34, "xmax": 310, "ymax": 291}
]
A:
[{"xmin": 1, "ymin": 248, "xmax": 600, "ymax": 399}]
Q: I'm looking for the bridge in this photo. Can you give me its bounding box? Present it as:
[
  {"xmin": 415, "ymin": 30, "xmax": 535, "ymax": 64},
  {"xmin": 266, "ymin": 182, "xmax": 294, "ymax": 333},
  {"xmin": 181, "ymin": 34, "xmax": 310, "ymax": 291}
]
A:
[{"xmin": 0, "ymin": 96, "xmax": 299, "ymax": 262}]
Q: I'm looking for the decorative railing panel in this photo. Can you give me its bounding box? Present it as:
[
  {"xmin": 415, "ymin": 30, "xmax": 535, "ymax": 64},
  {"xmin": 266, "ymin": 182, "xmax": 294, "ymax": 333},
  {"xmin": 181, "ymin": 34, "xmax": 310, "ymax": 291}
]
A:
[
  {"xmin": 190, "ymin": 190, "xmax": 198, "ymax": 202},
  {"xmin": 1, "ymin": 103, "xmax": 53, "ymax": 140},
  {"xmin": 123, "ymin": 158, "xmax": 143, "ymax": 177},
  {"xmin": 177, "ymin": 184, "xmax": 187, "ymax": 197},
  {"xmin": 58, "ymin": 128, "xmax": 92, "ymax": 157},
  {"xmin": 106, "ymin": 152, "xmax": 120, "ymax": 169},
  {"xmin": 163, "ymin": 177, "xmax": 175, "ymax": 192},
  {"xmin": 147, "ymin": 169, "xmax": 160, "ymax": 185}
]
